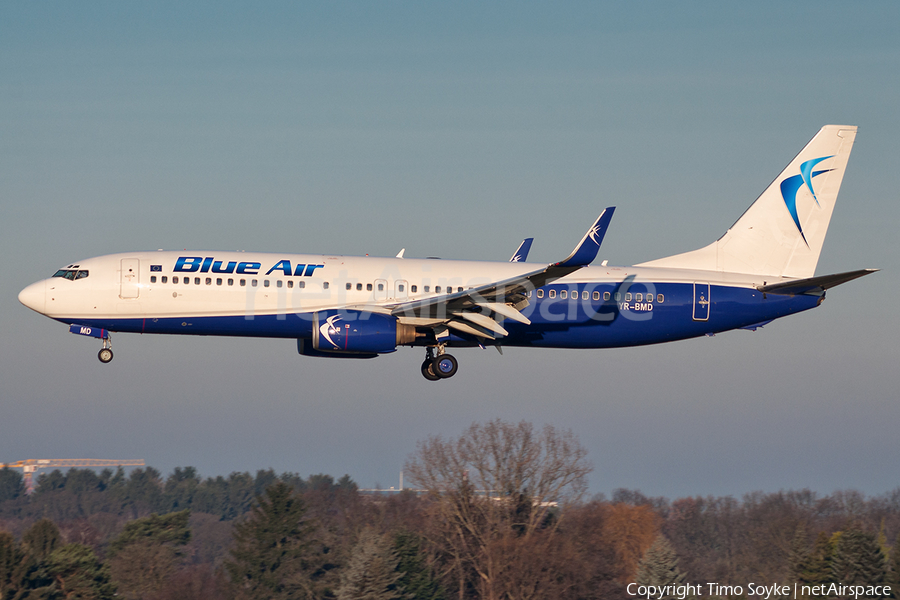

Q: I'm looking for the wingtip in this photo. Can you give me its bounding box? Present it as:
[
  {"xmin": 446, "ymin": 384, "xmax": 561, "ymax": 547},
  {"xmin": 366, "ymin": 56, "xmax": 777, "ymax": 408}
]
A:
[{"xmin": 554, "ymin": 207, "xmax": 616, "ymax": 268}]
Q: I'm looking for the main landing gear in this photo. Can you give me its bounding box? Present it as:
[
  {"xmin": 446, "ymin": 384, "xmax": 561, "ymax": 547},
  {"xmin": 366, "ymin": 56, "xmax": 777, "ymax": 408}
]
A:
[{"xmin": 421, "ymin": 346, "xmax": 458, "ymax": 381}]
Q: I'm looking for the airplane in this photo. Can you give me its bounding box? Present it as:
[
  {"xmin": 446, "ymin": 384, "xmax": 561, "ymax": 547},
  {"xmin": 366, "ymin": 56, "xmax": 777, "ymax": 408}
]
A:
[{"xmin": 19, "ymin": 125, "xmax": 876, "ymax": 380}]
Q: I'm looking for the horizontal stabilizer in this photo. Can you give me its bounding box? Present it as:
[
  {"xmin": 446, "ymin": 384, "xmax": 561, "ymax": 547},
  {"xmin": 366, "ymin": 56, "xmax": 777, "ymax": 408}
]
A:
[{"xmin": 757, "ymin": 268, "xmax": 878, "ymax": 296}]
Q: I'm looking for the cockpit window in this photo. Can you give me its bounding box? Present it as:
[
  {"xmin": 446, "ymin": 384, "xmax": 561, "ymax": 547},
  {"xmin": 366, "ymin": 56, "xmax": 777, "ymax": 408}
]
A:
[{"xmin": 52, "ymin": 269, "xmax": 89, "ymax": 280}]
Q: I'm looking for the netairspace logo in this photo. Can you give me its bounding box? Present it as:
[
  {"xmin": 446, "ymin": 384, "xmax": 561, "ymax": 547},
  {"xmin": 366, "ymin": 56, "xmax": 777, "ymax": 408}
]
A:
[{"xmin": 626, "ymin": 582, "xmax": 892, "ymax": 600}]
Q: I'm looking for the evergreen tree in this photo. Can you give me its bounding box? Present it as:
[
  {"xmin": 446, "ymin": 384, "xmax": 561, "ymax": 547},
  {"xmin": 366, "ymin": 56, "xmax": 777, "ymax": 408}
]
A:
[
  {"xmin": 887, "ymin": 534, "xmax": 900, "ymax": 599},
  {"xmin": 225, "ymin": 481, "xmax": 319, "ymax": 600},
  {"xmin": 107, "ymin": 509, "xmax": 191, "ymax": 599},
  {"xmin": 0, "ymin": 469, "xmax": 25, "ymax": 503},
  {"xmin": 21, "ymin": 519, "xmax": 62, "ymax": 562},
  {"xmin": 0, "ymin": 531, "xmax": 26, "ymax": 600},
  {"xmin": 164, "ymin": 466, "xmax": 201, "ymax": 511},
  {"xmin": 635, "ymin": 535, "xmax": 691, "ymax": 599},
  {"xmin": 806, "ymin": 532, "xmax": 836, "ymax": 591},
  {"xmin": 44, "ymin": 543, "xmax": 116, "ymax": 600},
  {"xmin": 789, "ymin": 526, "xmax": 813, "ymax": 585},
  {"xmin": 832, "ymin": 527, "xmax": 887, "ymax": 597},
  {"xmin": 393, "ymin": 531, "xmax": 444, "ymax": 600},
  {"xmin": 337, "ymin": 528, "xmax": 405, "ymax": 600}
]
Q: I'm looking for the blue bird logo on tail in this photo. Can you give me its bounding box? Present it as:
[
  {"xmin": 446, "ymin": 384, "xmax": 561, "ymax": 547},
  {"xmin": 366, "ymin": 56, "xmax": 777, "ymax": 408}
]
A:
[{"xmin": 779, "ymin": 155, "xmax": 833, "ymax": 246}]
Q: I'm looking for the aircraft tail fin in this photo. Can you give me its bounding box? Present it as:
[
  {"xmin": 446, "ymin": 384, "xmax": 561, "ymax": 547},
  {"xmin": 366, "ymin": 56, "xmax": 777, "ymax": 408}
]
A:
[{"xmin": 638, "ymin": 125, "xmax": 858, "ymax": 278}]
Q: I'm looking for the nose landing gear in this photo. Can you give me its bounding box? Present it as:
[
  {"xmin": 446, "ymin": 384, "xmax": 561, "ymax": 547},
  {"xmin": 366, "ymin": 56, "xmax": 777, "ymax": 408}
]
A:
[
  {"xmin": 421, "ymin": 345, "xmax": 458, "ymax": 381},
  {"xmin": 68, "ymin": 324, "xmax": 114, "ymax": 364},
  {"xmin": 98, "ymin": 336, "xmax": 113, "ymax": 363}
]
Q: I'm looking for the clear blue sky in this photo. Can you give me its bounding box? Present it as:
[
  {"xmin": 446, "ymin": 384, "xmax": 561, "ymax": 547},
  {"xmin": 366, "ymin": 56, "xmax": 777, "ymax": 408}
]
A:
[{"xmin": 2, "ymin": 2, "xmax": 897, "ymax": 498}]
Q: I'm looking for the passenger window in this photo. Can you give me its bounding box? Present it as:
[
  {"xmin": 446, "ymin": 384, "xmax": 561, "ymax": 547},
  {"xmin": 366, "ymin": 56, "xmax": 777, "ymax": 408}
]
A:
[
  {"xmin": 435, "ymin": 286, "xmax": 441, "ymax": 293},
  {"xmin": 162, "ymin": 276, "xmax": 168, "ymax": 284},
  {"xmin": 184, "ymin": 278, "xmax": 189, "ymax": 285},
  {"xmin": 264, "ymin": 280, "xmax": 270, "ymax": 288},
  {"xmin": 457, "ymin": 287, "xmax": 463, "ymax": 293},
  {"xmin": 217, "ymin": 278, "xmax": 223, "ymax": 285},
  {"xmin": 323, "ymin": 282, "xmax": 330, "ymax": 290},
  {"xmin": 635, "ymin": 293, "xmax": 642, "ymax": 302},
  {"xmin": 287, "ymin": 280, "xmax": 293, "ymax": 288},
  {"xmin": 346, "ymin": 283, "xmax": 352, "ymax": 290},
  {"xmin": 252, "ymin": 280, "xmax": 258, "ymax": 287},
  {"xmin": 614, "ymin": 292, "xmax": 621, "ymax": 301},
  {"xmin": 377, "ymin": 283, "xmax": 384, "ymax": 291},
  {"xmin": 357, "ymin": 283, "xmax": 362, "ymax": 291},
  {"xmin": 399, "ymin": 284, "xmax": 405, "ymax": 292},
  {"xmin": 367, "ymin": 283, "xmax": 373, "ymax": 291},
  {"xmin": 560, "ymin": 290, "xmax": 567, "ymax": 299},
  {"xmin": 193, "ymin": 277, "xmax": 200, "ymax": 285},
  {"xmin": 150, "ymin": 276, "xmax": 157, "ymax": 283},
  {"xmin": 276, "ymin": 280, "xmax": 282, "ymax": 288},
  {"xmin": 657, "ymin": 294, "xmax": 664, "ymax": 303},
  {"xmin": 424, "ymin": 286, "xmax": 430, "ymax": 293},
  {"xmin": 173, "ymin": 276, "xmax": 179, "ymax": 284},
  {"xmin": 593, "ymin": 291, "xmax": 600, "ymax": 300},
  {"xmin": 583, "ymin": 291, "xmax": 589, "ymax": 300},
  {"xmin": 298, "ymin": 281, "xmax": 305, "ymax": 289},
  {"xmin": 625, "ymin": 293, "xmax": 632, "ymax": 301},
  {"xmin": 206, "ymin": 277, "xmax": 212, "ymax": 285},
  {"xmin": 603, "ymin": 291, "xmax": 610, "ymax": 301},
  {"xmin": 411, "ymin": 285, "xmax": 417, "ymax": 293},
  {"xmin": 240, "ymin": 279, "xmax": 246, "ymax": 286},
  {"xmin": 228, "ymin": 278, "xmax": 234, "ymax": 286},
  {"xmin": 537, "ymin": 289, "xmax": 544, "ymax": 298},
  {"xmin": 549, "ymin": 289, "xmax": 556, "ymax": 299}
]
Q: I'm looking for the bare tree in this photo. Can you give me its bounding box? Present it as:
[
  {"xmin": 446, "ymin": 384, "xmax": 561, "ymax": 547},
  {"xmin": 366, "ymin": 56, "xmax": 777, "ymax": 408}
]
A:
[{"xmin": 404, "ymin": 419, "xmax": 592, "ymax": 600}]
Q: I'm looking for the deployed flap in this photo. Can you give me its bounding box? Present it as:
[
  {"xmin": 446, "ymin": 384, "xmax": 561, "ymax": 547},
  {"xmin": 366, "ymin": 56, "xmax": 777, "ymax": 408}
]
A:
[{"xmin": 757, "ymin": 268, "xmax": 878, "ymax": 296}]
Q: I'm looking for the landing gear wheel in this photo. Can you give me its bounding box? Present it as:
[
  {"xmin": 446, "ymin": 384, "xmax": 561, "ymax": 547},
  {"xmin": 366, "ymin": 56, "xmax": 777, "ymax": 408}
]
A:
[
  {"xmin": 98, "ymin": 348, "xmax": 114, "ymax": 364},
  {"xmin": 421, "ymin": 359, "xmax": 440, "ymax": 381},
  {"xmin": 432, "ymin": 354, "xmax": 458, "ymax": 379}
]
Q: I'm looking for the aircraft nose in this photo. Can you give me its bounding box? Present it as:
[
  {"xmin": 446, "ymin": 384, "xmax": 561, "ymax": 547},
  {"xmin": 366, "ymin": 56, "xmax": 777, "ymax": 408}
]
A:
[{"xmin": 18, "ymin": 280, "xmax": 47, "ymax": 314}]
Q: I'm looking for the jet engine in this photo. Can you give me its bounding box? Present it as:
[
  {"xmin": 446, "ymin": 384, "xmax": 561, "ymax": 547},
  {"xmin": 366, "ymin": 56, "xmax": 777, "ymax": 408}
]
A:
[{"xmin": 307, "ymin": 310, "xmax": 417, "ymax": 355}]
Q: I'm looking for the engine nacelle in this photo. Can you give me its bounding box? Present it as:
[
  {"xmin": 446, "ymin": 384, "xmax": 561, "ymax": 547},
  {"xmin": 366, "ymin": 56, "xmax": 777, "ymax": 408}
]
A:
[
  {"xmin": 310, "ymin": 310, "xmax": 417, "ymax": 355},
  {"xmin": 297, "ymin": 339, "xmax": 378, "ymax": 359}
]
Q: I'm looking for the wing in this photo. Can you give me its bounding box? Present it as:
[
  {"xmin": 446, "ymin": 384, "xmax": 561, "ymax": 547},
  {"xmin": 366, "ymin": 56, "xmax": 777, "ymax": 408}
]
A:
[{"xmin": 390, "ymin": 208, "xmax": 615, "ymax": 339}]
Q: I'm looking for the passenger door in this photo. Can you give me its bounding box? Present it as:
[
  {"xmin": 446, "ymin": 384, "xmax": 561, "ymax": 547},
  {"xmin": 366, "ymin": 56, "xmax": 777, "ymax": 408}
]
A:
[
  {"xmin": 693, "ymin": 282, "xmax": 710, "ymax": 321},
  {"xmin": 374, "ymin": 278, "xmax": 388, "ymax": 302},
  {"xmin": 120, "ymin": 258, "xmax": 140, "ymax": 299},
  {"xmin": 393, "ymin": 279, "xmax": 409, "ymax": 301}
]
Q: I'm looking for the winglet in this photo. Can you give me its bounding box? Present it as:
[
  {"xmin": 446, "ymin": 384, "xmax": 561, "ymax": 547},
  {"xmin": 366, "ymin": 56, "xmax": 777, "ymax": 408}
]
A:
[
  {"xmin": 509, "ymin": 238, "xmax": 534, "ymax": 262},
  {"xmin": 554, "ymin": 207, "xmax": 615, "ymax": 268}
]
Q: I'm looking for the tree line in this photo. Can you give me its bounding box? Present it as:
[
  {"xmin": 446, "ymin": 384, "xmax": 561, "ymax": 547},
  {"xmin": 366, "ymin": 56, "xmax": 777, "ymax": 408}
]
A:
[{"xmin": 0, "ymin": 419, "xmax": 898, "ymax": 599}]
